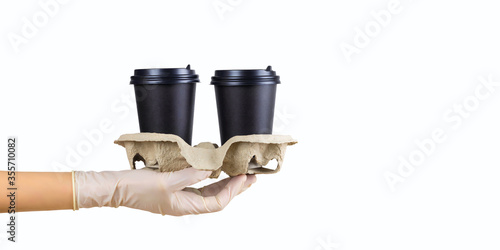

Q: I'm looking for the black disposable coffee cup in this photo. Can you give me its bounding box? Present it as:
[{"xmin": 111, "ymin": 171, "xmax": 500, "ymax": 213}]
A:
[
  {"xmin": 211, "ymin": 66, "xmax": 280, "ymax": 144},
  {"xmin": 130, "ymin": 65, "xmax": 199, "ymax": 145}
]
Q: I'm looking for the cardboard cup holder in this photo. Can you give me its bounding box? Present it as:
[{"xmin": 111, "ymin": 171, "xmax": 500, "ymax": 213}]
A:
[{"xmin": 115, "ymin": 133, "xmax": 297, "ymax": 178}]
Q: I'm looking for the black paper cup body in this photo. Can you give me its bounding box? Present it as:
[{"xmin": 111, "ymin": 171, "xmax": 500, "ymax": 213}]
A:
[
  {"xmin": 131, "ymin": 66, "xmax": 199, "ymax": 145},
  {"xmin": 211, "ymin": 66, "xmax": 280, "ymax": 144}
]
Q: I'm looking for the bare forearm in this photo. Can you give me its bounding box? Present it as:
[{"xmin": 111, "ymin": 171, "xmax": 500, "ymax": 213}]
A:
[{"xmin": 0, "ymin": 171, "xmax": 73, "ymax": 212}]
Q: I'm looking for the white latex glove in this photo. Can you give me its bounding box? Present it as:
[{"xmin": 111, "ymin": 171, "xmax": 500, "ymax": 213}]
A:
[{"xmin": 74, "ymin": 168, "xmax": 256, "ymax": 216}]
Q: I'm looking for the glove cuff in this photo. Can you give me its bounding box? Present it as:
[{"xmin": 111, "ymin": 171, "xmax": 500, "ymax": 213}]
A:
[
  {"xmin": 72, "ymin": 170, "xmax": 78, "ymax": 211},
  {"xmin": 74, "ymin": 171, "xmax": 124, "ymax": 209}
]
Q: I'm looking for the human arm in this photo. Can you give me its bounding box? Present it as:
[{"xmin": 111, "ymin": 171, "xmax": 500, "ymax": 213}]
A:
[
  {"xmin": 0, "ymin": 171, "xmax": 73, "ymax": 212},
  {"xmin": 0, "ymin": 168, "xmax": 256, "ymax": 216}
]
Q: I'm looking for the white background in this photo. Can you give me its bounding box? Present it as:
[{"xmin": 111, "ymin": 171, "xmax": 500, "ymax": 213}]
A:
[{"xmin": 1, "ymin": 0, "xmax": 500, "ymax": 249}]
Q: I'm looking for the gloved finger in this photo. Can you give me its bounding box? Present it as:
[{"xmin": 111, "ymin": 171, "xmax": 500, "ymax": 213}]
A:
[
  {"xmin": 206, "ymin": 174, "xmax": 248, "ymax": 212},
  {"xmin": 198, "ymin": 177, "xmax": 232, "ymax": 197},
  {"xmin": 182, "ymin": 187, "xmax": 202, "ymax": 196},
  {"xmin": 175, "ymin": 175, "xmax": 248, "ymax": 215},
  {"xmin": 199, "ymin": 174, "xmax": 257, "ymax": 197},
  {"xmin": 237, "ymin": 174, "xmax": 257, "ymax": 195},
  {"xmin": 165, "ymin": 167, "xmax": 212, "ymax": 191}
]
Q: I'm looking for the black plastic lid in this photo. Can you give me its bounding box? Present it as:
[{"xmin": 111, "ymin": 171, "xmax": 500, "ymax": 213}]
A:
[
  {"xmin": 130, "ymin": 65, "xmax": 199, "ymax": 85},
  {"xmin": 210, "ymin": 66, "xmax": 280, "ymax": 86}
]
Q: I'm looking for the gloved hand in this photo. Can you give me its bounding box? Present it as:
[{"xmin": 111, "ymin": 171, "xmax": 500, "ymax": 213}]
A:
[{"xmin": 74, "ymin": 168, "xmax": 256, "ymax": 216}]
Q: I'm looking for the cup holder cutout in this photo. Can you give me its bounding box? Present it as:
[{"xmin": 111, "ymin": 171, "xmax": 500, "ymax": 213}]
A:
[
  {"xmin": 132, "ymin": 153, "xmax": 146, "ymax": 169},
  {"xmin": 248, "ymin": 156, "xmax": 278, "ymax": 172}
]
